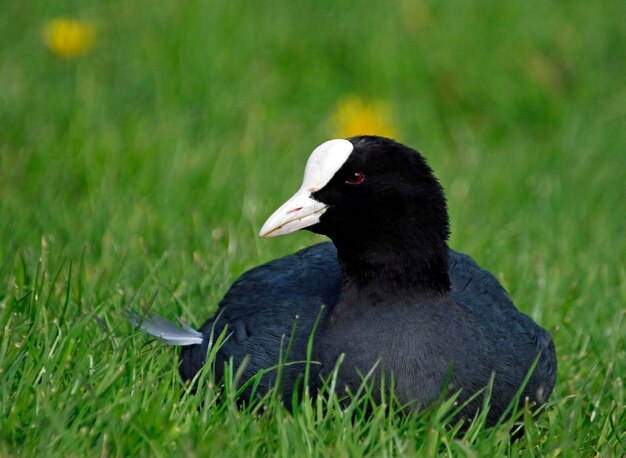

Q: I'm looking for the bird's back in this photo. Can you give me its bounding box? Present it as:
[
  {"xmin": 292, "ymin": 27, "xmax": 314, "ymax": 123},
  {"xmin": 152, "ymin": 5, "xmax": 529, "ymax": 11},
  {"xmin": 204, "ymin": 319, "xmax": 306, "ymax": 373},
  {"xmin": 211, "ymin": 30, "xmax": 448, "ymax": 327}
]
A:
[
  {"xmin": 448, "ymin": 250, "xmax": 557, "ymax": 420},
  {"xmin": 179, "ymin": 243, "xmax": 340, "ymax": 400}
]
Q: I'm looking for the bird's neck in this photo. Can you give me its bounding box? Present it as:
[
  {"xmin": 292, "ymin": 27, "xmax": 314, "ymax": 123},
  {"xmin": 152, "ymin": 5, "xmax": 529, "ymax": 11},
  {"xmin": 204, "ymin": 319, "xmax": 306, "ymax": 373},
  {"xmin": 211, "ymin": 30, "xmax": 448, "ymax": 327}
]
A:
[{"xmin": 334, "ymin": 233, "xmax": 451, "ymax": 300}]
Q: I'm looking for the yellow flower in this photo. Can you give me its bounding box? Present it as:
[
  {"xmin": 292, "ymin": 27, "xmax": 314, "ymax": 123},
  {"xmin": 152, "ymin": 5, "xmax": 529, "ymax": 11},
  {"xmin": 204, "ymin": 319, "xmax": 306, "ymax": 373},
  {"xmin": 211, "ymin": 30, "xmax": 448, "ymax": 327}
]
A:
[
  {"xmin": 332, "ymin": 96, "xmax": 398, "ymax": 139},
  {"xmin": 43, "ymin": 18, "xmax": 96, "ymax": 59}
]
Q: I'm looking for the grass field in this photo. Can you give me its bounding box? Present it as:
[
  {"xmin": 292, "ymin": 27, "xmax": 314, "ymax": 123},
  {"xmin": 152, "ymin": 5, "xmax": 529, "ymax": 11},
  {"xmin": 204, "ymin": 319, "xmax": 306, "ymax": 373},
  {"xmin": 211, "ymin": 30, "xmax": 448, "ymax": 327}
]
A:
[{"xmin": 1, "ymin": 0, "xmax": 625, "ymax": 456}]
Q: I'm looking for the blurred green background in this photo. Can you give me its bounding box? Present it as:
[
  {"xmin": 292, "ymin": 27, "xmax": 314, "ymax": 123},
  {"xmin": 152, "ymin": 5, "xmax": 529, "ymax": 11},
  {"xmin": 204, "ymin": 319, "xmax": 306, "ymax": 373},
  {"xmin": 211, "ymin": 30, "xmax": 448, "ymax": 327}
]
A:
[{"xmin": 1, "ymin": 0, "xmax": 625, "ymax": 455}]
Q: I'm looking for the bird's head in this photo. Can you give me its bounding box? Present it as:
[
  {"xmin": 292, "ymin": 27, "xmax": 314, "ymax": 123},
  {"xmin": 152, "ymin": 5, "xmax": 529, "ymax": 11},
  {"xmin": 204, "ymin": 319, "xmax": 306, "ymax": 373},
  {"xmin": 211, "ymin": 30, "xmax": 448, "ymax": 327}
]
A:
[{"xmin": 260, "ymin": 136, "xmax": 450, "ymax": 257}]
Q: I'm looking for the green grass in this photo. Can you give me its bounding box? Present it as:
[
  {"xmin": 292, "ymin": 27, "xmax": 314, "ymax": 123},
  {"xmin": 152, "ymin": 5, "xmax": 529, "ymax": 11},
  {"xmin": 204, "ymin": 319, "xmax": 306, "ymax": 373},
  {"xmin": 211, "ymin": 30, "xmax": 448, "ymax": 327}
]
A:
[{"xmin": 1, "ymin": 0, "xmax": 625, "ymax": 455}]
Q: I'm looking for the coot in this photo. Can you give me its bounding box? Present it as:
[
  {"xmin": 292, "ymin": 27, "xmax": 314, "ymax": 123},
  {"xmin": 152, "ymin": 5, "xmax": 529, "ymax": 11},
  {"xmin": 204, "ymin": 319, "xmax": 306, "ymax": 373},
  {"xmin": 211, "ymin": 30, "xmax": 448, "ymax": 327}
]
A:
[{"xmin": 133, "ymin": 136, "xmax": 556, "ymax": 424}]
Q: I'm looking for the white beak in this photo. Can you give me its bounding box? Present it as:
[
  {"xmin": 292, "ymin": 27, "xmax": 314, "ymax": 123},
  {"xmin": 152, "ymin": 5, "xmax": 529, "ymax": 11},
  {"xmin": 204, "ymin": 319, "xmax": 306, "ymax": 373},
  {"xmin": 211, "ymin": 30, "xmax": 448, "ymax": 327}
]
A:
[
  {"xmin": 258, "ymin": 139, "xmax": 353, "ymax": 238},
  {"xmin": 259, "ymin": 189, "xmax": 327, "ymax": 238}
]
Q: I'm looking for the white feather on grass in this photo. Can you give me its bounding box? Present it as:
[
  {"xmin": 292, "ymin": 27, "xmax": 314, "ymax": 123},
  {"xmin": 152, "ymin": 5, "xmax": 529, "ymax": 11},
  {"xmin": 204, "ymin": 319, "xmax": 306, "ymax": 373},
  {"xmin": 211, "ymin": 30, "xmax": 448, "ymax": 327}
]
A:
[{"xmin": 126, "ymin": 308, "xmax": 204, "ymax": 346}]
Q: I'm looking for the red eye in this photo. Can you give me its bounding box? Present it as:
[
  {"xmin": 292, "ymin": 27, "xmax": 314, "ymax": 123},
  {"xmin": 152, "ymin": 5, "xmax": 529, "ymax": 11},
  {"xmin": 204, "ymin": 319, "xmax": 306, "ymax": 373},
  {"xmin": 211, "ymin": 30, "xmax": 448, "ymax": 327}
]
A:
[{"xmin": 345, "ymin": 172, "xmax": 365, "ymax": 185}]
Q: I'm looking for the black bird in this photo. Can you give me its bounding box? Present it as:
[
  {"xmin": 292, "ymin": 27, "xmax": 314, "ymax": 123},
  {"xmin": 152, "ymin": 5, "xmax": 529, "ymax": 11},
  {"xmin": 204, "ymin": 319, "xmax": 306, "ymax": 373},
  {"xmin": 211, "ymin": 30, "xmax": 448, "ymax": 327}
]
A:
[{"xmin": 133, "ymin": 136, "xmax": 556, "ymax": 425}]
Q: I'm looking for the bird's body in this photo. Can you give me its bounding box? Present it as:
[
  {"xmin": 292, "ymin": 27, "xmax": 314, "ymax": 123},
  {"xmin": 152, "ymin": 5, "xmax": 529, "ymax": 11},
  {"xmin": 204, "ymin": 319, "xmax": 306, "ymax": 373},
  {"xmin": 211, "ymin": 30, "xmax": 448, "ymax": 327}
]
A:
[
  {"xmin": 136, "ymin": 136, "xmax": 557, "ymax": 425},
  {"xmin": 180, "ymin": 242, "xmax": 555, "ymax": 423}
]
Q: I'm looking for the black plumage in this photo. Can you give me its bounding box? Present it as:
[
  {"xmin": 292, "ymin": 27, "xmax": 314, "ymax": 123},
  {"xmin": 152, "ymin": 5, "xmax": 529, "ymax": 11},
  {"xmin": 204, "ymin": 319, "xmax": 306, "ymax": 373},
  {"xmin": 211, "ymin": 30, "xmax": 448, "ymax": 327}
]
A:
[{"xmin": 138, "ymin": 136, "xmax": 557, "ymax": 425}]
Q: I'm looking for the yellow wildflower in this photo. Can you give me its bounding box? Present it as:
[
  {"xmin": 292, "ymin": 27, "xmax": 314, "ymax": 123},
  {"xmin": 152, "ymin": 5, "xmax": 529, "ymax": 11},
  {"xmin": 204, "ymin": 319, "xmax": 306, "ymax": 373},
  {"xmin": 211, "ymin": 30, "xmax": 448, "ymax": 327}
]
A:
[
  {"xmin": 43, "ymin": 18, "xmax": 96, "ymax": 59},
  {"xmin": 332, "ymin": 96, "xmax": 398, "ymax": 139}
]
